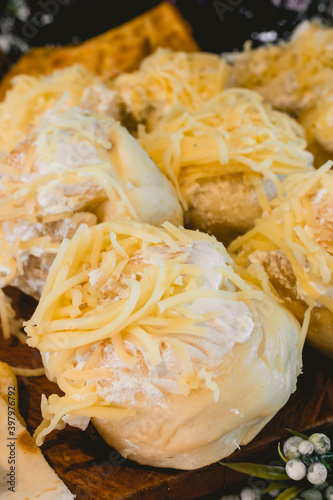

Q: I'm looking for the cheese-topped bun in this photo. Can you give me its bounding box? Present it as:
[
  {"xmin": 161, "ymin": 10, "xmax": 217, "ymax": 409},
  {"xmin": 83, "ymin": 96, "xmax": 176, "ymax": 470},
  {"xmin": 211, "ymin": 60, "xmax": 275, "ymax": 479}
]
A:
[
  {"xmin": 112, "ymin": 48, "xmax": 230, "ymax": 133},
  {"xmin": 25, "ymin": 220, "xmax": 302, "ymax": 470},
  {"xmin": 139, "ymin": 88, "xmax": 313, "ymax": 245},
  {"xmin": 0, "ymin": 64, "xmax": 118, "ymax": 153},
  {"xmin": 0, "ymin": 106, "xmax": 182, "ymax": 303},
  {"xmin": 229, "ymin": 162, "xmax": 333, "ymax": 358},
  {"xmin": 226, "ymin": 21, "xmax": 333, "ymax": 114},
  {"xmin": 225, "ymin": 21, "xmax": 333, "ymax": 161}
]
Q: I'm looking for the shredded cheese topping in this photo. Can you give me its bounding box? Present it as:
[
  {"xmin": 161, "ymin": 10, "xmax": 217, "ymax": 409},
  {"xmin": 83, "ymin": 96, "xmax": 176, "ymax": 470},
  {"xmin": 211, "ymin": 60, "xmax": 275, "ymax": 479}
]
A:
[
  {"xmin": 225, "ymin": 20, "xmax": 333, "ymax": 154},
  {"xmin": 24, "ymin": 220, "xmax": 266, "ymax": 445},
  {"xmin": 138, "ymin": 88, "xmax": 313, "ymax": 210},
  {"xmin": 226, "ymin": 20, "xmax": 333, "ymax": 113},
  {"xmin": 229, "ymin": 161, "xmax": 333, "ymax": 313},
  {"xmin": 0, "ymin": 64, "xmax": 117, "ymax": 153},
  {"xmin": 113, "ymin": 48, "xmax": 230, "ymax": 131}
]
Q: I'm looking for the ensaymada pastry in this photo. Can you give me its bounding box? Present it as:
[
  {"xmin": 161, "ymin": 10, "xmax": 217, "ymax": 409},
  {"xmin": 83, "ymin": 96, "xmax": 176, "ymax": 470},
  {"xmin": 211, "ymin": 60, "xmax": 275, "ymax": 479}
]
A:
[
  {"xmin": 112, "ymin": 48, "xmax": 229, "ymax": 132},
  {"xmin": 225, "ymin": 20, "xmax": 333, "ymax": 160},
  {"xmin": 25, "ymin": 220, "xmax": 302, "ymax": 470},
  {"xmin": 138, "ymin": 88, "xmax": 313, "ymax": 245},
  {"xmin": 0, "ymin": 106, "xmax": 182, "ymax": 305},
  {"xmin": 225, "ymin": 20, "xmax": 333, "ymax": 114},
  {"xmin": 229, "ymin": 161, "xmax": 333, "ymax": 358},
  {"xmin": 0, "ymin": 64, "xmax": 118, "ymax": 153}
]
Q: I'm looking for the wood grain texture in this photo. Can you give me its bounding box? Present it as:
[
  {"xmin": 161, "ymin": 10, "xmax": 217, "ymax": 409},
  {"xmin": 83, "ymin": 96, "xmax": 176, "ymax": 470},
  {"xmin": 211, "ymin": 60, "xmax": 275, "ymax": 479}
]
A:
[{"xmin": 0, "ymin": 288, "xmax": 332, "ymax": 500}]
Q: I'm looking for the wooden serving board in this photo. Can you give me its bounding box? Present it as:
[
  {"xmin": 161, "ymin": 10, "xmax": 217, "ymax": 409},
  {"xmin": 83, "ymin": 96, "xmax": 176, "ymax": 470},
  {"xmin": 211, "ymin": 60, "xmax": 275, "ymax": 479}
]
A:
[{"xmin": 0, "ymin": 288, "xmax": 332, "ymax": 500}]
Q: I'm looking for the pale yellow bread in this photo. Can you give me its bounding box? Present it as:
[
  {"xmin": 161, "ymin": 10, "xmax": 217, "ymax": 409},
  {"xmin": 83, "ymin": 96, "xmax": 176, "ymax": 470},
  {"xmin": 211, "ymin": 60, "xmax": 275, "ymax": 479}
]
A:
[
  {"xmin": 0, "ymin": 400, "xmax": 74, "ymax": 500},
  {"xmin": 0, "ymin": 362, "xmax": 74, "ymax": 499},
  {"xmin": 93, "ymin": 297, "xmax": 301, "ymax": 469}
]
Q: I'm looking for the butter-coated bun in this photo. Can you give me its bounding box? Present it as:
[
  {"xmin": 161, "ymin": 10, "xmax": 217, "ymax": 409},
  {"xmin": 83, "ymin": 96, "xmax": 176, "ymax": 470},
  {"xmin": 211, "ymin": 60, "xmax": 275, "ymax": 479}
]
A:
[{"xmin": 93, "ymin": 296, "xmax": 301, "ymax": 470}]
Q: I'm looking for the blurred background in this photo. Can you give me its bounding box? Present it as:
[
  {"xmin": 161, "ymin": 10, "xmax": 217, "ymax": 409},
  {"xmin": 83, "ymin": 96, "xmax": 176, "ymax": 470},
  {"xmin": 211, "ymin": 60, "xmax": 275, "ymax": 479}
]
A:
[{"xmin": 1, "ymin": 0, "xmax": 333, "ymax": 63}]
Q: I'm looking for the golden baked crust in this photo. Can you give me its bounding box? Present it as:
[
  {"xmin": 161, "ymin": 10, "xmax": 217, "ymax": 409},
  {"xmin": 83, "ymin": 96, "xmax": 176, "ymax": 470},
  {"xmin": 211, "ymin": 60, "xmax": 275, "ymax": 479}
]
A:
[
  {"xmin": 181, "ymin": 172, "xmax": 263, "ymax": 246},
  {"xmin": 0, "ymin": 2, "xmax": 199, "ymax": 100}
]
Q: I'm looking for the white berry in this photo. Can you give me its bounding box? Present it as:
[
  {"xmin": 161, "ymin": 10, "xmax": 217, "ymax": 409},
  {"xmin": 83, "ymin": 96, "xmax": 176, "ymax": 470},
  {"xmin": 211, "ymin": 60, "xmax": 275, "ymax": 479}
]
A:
[
  {"xmin": 309, "ymin": 434, "xmax": 331, "ymax": 455},
  {"xmin": 324, "ymin": 486, "xmax": 333, "ymax": 500},
  {"xmin": 268, "ymin": 490, "xmax": 281, "ymax": 498},
  {"xmin": 240, "ymin": 487, "xmax": 261, "ymax": 500},
  {"xmin": 307, "ymin": 463, "xmax": 328, "ymax": 485},
  {"xmin": 286, "ymin": 458, "xmax": 307, "ymax": 480},
  {"xmin": 283, "ymin": 436, "xmax": 303, "ymax": 459},
  {"xmin": 298, "ymin": 440, "xmax": 314, "ymax": 455},
  {"xmin": 301, "ymin": 489, "xmax": 323, "ymax": 500}
]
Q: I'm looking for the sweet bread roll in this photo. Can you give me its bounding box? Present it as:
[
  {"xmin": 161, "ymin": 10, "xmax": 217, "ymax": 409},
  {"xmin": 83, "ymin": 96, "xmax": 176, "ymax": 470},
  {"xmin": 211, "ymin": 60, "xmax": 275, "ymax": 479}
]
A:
[
  {"xmin": 0, "ymin": 65, "xmax": 118, "ymax": 153},
  {"xmin": 112, "ymin": 48, "xmax": 229, "ymax": 132},
  {"xmin": 25, "ymin": 220, "xmax": 302, "ymax": 469},
  {"xmin": 139, "ymin": 88, "xmax": 313, "ymax": 245},
  {"xmin": 225, "ymin": 21, "xmax": 333, "ymax": 115},
  {"xmin": 0, "ymin": 107, "xmax": 182, "ymax": 302},
  {"xmin": 225, "ymin": 21, "xmax": 333, "ymax": 160},
  {"xmin": 229, "ymin": 162, "xmax": 333, "ymax": 358}
]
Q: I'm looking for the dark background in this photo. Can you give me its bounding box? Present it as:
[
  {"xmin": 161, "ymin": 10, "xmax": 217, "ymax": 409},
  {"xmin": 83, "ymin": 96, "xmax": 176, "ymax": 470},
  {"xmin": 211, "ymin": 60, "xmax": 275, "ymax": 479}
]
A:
[{"xmin": 0, "ymin": 0, "xmax": 333, "ymax": 63}]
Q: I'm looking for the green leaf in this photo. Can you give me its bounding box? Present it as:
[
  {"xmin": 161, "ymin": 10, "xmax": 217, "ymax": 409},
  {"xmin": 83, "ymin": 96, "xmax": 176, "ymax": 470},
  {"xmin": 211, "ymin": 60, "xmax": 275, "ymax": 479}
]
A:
[
  {"xmin": 278, "ymin": 442, "xmax": 288, "ymax": 463},
  {"xmin": 275, "ymin": 486, "xmax": 304, "ymax": 500},
  {"xmin": 262, "ymin": 481, "xmax": 292, "ymax": 493},
  {"xmin": 219, "ymin": 462, "xmax": 289, "ymax": 480},
  {"xmin": 286, "ymin": 429, "xmax": 308, "ymax": 440}
]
